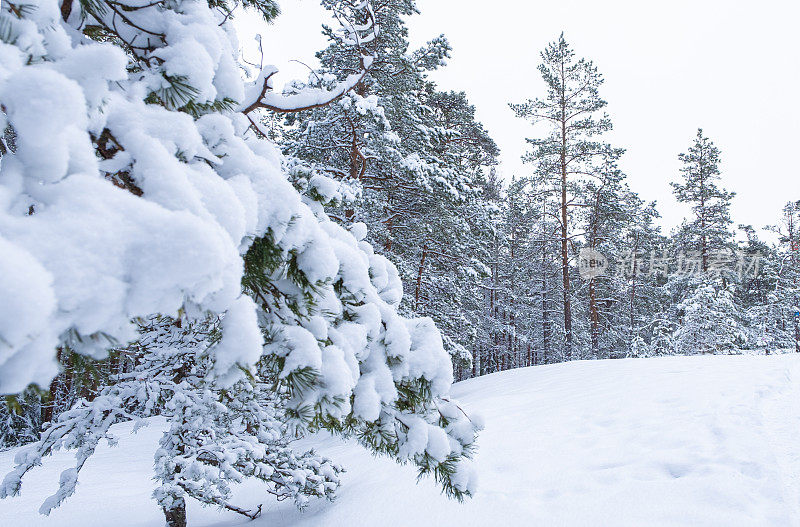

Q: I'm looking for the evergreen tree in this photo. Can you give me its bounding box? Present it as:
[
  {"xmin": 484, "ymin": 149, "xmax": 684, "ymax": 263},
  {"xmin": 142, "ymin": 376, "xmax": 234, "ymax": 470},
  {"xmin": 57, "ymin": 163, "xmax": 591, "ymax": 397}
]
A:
[
  {"xmin": 527, "ymin": 176, "xmax": 563, "ymax": 364},
  {"xmin": 734, "ymin": 226, "xmax": 783, "ymax": 352},
  {"xmin": 648, "ymin": 317, "xmax": 677, "ymax": 356},
  {"xmin": 615, "ymin": 202, "xmax": 667, "ymax": 357},
  {"xmin": 671, "ymin": 129, "xmax": 735, "ymax": 272},
  {"xmin": 499, "ymin": 177, "xmax": 540, "ymax": 368},
  {"xmin": 510, "ymin": 33, "xmax": 621, "ymax": 358},
  {"xmin": 3, "ymin": 316, "xmax": 342, "ymax": 525},
  {"xmin": 579, "ymin": 159, "xmax": 637, "ymax": 358},
  {"xmin": 667, "ymin": 129, "xmax": 747, "ymax": 354},
  {"xmin": 0, "ymin": 1, "xmax": 480, "ymax": 525},
  {"xmin": 477, "ymin": 176, "xmax": 540, "ymax": 372},
  {"xmin": 767, "ymin": 201, "xmax": 800, "ymax": 352},
  {"xmin": 673, "ymin": 278, "xmax": 745, "ymax": 355},
  {"xmin": 0, "ymin": 387, "xmax": 45, "ymax": 449},
  {"xmin": 283, "ymin": 0, "xmax": 499, "ymax": 370}
]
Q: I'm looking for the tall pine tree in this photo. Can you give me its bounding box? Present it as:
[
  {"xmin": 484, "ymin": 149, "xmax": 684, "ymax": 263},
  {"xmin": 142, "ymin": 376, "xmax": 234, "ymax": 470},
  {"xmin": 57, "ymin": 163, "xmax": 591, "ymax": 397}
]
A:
[{"xmin": 511, "ymin": 34, "xmax": 622, "ymax": 358}]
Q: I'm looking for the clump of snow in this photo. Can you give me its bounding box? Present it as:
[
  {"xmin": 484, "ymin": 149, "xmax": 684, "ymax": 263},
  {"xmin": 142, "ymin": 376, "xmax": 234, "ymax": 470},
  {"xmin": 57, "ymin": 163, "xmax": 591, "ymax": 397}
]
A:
[
  {"xmin": 349, "ymin": 222, "xmax": 368, "ymax": 241},
  {"xmin": 0, "ymin": 0, "xmax": 270, "ymax": 391},
  {"xmin": 0, "ymin": 0, "xmax": 393, "ymax": 392},
  {"xmin": 0, "ymin": 236, "xmax": 58, "ymax": 391},
  {"xmin": 211, "ymin": 295, "xmax": 263, "ymax": 386}
]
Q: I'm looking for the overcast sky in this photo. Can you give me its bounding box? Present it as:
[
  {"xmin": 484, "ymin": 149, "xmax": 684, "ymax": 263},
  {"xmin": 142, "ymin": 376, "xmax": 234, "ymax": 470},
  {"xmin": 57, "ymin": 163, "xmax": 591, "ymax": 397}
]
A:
[{"xmin": 238, "ymin": 0, "xmax": 800, "ymax": 238}]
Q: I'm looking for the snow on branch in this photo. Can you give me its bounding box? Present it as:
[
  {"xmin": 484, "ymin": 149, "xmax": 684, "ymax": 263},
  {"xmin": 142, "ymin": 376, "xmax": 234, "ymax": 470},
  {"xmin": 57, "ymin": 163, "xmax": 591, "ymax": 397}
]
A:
[
  {"xmin": 240, "ymin": 0, "xmax": 377, "ymax": 115},
  {"xmin": 324, "ymin": 0, "xmax": 379, "ymax": 46}
]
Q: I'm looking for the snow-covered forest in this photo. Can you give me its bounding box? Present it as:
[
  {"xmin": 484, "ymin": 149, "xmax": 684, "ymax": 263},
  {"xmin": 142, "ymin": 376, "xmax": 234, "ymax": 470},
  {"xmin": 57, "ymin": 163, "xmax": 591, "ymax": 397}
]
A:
[{"xmin": 0, "ymin": 0, "xmax": 798, "ymax": 525}]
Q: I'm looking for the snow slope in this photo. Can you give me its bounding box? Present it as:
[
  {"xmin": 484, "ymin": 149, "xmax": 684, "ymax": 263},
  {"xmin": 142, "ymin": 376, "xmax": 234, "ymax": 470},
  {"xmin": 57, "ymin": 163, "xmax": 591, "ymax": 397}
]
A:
[{"xmin": 4, "ymin": 354, "xmax": 800, "ymax": 526}]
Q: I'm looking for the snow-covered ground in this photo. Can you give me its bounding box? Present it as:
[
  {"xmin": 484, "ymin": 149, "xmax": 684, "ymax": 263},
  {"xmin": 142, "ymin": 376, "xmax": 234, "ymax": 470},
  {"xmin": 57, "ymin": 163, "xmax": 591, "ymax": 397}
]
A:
[{"xmin": 4, "ymin": 354, "xmax": 800, "ymax": 526}]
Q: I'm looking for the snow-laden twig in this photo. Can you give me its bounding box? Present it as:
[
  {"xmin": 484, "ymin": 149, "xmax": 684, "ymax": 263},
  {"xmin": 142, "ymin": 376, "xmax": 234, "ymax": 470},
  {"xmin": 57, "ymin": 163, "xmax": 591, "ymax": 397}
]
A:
[{"xmin": 240, "ymin": 0, "xmax": 377, "ymax": 114}]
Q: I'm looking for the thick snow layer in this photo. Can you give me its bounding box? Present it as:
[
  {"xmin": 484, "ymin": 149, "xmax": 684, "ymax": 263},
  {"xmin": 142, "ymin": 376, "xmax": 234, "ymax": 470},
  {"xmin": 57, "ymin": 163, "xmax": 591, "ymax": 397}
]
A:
[
  {"xmin": 4, "ymin": 354, "xmax": 800, "ymax": 526},
  {"xmin": 0, "ymin": 0, "xmax": 391, "ymax": 398}
]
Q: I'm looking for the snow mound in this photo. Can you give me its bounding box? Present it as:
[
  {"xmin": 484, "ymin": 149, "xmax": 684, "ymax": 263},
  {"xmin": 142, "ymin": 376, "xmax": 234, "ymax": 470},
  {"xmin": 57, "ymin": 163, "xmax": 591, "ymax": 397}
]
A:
[{"xmin": 4, "ymin": 354, "xmax": 800, "ymax": 526}]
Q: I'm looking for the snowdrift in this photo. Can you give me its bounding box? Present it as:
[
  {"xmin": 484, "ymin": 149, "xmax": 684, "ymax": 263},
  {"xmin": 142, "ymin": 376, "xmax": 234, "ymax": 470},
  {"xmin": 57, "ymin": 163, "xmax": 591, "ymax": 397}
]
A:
[{"xmin": 3, "ymin": 354, "xmax": 800, "ymax": 526}]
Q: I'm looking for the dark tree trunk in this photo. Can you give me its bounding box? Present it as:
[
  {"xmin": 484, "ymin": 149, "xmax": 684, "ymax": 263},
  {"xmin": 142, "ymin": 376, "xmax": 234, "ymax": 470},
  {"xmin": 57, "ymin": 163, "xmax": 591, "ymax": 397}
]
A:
[
  {"xmin": 384, "ymin": 190, "xmax": 394, "ymax": 252},
  {"xmin": 414, "ymin": 244, "xmax": 428, "ymax": 310},
  {"xmin": 560, "ymin": 162, "xmax": 572, "ymax": 357},
  {"xmin": 559, "ymin": 61, "xmax": 573, "ymax": 358},
  {"xmin": 698, "ymin": 144, "xmax": 708, "ymax": 272},
  {"xmin": 164, "ymin": 497, "xmax": 187, "ymax": 527},
  {"xmin": 628, "ymin": 233, "xmax": 639, "ymax": 355},
  {"xmin": 541, "ymin": 236, "xmax": 550, "ymax": 364},
  {"xmin": 589, "ymin": 278, "xmax": 600, "ymax": 358},
  {"xmin": 42, "ymin": 348, "xmax": 65, "ymax": 425},
  {"xmin": 795, "ymin": 310, "xmax": 800, "ymax": 354},
  {"xmin": 60, "ymin": 0, "xmax": 72, "ymax": 22},
  {"xmin": 587, "ymin": 187, "xmax": 603, "ymax": 360}
]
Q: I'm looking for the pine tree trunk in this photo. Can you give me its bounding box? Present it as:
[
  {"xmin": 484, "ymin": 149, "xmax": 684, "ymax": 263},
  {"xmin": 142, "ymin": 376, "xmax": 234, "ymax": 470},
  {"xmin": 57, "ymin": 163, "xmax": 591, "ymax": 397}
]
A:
[
  {"xmin": 384, "ymin": 190, "xmax": 393, "ymax": 252},
  {"xmin": 414, "ymin": 244, "xmax": 428, "ymax": 310},
  {"xmin": 541, "ymin": 239, "xmax": 550, "ymax": 363},
  {"xmin": 43, "ymin": 348, "xmax": 64, "ymax": 425},
  {"xmin": 163, "ymin": 497, "xmax": 187, "ymax": 527},
  {"xmin": 560, "ymin": 172, "xmax": 572, "ymax": 357},
  {"xmin": 490, "ymin": 246, "xmax": 499, "ymax": 374},
  {"xmin": 795, "ymin": 311, "xmax": 800, "ymax": 354},
  {"xmin": 60, "ymin": 0, "xmax": 72, "ymax": 21},
  {"xmin": 559, "ymin": 63, "xmax": 573, "ymax": 358},
  {"xmin": 628, "ymin": 233, "xmax": 639, "ymax": 355},
  {"xmin": 587, "ymin": 189, "xmax": 602, "ymax": 360},
  {"xmin": 589, "ymin": 277, "xmax": 600, "ymax": 358},
  {"xmin": 699, "ymin": 145, "xmax": 708, "ymax": 272}
]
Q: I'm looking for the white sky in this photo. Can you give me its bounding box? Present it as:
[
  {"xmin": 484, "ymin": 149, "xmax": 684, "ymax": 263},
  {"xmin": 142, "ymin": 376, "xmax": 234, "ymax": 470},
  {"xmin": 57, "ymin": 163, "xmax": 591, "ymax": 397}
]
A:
[{"xmin": 237, "ymin": 0, "xmax": 800, "ymax": 238}]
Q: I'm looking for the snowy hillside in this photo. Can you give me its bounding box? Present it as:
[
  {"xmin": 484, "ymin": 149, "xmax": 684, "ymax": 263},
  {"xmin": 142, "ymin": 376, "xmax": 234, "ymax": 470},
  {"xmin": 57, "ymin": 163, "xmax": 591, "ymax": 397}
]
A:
[{"xmin": 4, "ymin": 354, "xmax": 800, "ymax": 526}]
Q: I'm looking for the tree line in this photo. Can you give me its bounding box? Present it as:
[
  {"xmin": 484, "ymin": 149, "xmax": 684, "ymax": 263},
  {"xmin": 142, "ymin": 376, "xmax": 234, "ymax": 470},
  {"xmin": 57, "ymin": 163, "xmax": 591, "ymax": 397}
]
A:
[{"xmin": 279, "ymin": 26, "xmax": 800, "ymax": 379}]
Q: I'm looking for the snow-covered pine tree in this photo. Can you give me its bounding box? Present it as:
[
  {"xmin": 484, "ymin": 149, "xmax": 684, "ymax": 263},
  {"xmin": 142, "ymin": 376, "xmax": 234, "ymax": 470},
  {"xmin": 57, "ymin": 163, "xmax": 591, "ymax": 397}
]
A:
[
  {"xmin": 667, "ymin": 129, "xmax": 746, "ymax": 354},
  {"xmin": 648, "ymin": 317, "xmax": 677, "ymax": 356},
  {"xmin": 469, "ymin": 167, "xmax": 503, "ymax": 376},
  {"xmin": 766, "ymin": 201, "xmax": 800, "ymax": 352},
  {"xmin": 745, "ymin": 295, "xmax": 783, "ymax": 354},
  {"xmin": 578, "ymin": 158, "xmax": 636, "ymax": 359},
  {"xmin": 734, "ymin": 226, "xmax": 785, "ymax": 352},
  {"xmin": 283, "ymin": 0, "xmax": 456, "ymax": 253},
  {"xmin": 510, "ymin": 33, "xmax": 620, "ymax": 359},
  {"xmin": 4, "ymin": 315, "xmax": 342, "ymax": 526},
  {"xmin": 495, "ymin": 176, "xmax": 539, "ymax": 369},
  {"xmin": 0, "ymin": 0, "xmax": 304, "ymax": 395},
  {"xmin": 0, "ymin": 386, "xmax": 45, "ymax": 448},
  {"xmin": 1, "ymin": 0, "xmax": 480, "ymax": 524},
  {"xmin": 616, "ymin": 203, "xmax": 669, "ymax": 357},
  {"xmin": 283, "ymin": 1, "xmax": 499, "ymax": 373},
  {"xmin": 526, "ymin": 174, "xmax": 563, "ymax": 365},
  {"xmin": 398, "ymin": 90, "xmax": 498, "ymax": 378},
  {"xmin": 671, "ymin": 129, "xmax": 736, "ymax": 273},
  {"xmin": 782, "ymin": 202, "xmax": 800, "ymax": 352},
  {"xmin": 673, "ymin": 278, "xmax": 745, "ymax": 355},
  {"xmin": 475, "ymin": 176, "xmax": 519, "ymax": 374},
  {"xmin": 0, "ymin": 347, "xmax": 118, "ymax": 448},
  {"xmin": 628, "ymin": 335, "xmax": 650, "ymax": 358},
  {"xmin": 243, "ymin": 160, "xmax": 482, "ymax": 504}
]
